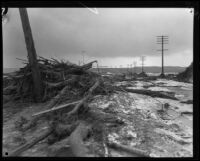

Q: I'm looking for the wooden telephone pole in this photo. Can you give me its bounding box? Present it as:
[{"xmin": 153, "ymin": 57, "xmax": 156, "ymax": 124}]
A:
[
  {"xmin": 133, "ymin": 61, "xmax": 137, "ymax": 74},
  {"xmin": 157, "ymin": 35, "xmax": 168, "ymax": 77},
  {"xmin": 140, "ymin": 56, "xmax": 146, "ymax": 73},
  {"xmin": 19, "ymin": 8, "xmax": 43, "ymax": 102}
]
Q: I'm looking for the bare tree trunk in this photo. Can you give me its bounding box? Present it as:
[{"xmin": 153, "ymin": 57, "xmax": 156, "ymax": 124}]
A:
[{"xmin": 19, "ymin": 8, "xmax": 43, "ymax": 102}]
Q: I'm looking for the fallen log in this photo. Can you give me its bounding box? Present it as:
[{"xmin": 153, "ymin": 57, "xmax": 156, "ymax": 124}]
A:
[
  {"xmin": 9, "ymin": 129, "xmax": 53, "ymax": 156},
  {"xmin": 81, "ymin": 60, "xmax": 97, "ymax": 70},
  {"xmin": 23, "ymin": 85, "xmax": 73, "ymax": 131},
  {"xmin": 32, "ymin": 101, "xmax": 81, "ymax": 117},
  {"xmin": 107, "ymin": 142, "xmax": 150, "ymax": 157},
  {"xmin": 23, "ymin": 86, "xmax": 71, "ymax": 131},
  {"xmin": 41, "ymin": 70, "xmax": 61, "ymax": 79},
  {"xmin": 123, "ymin": 88, "xmax": 178, "ymax": 100},
  {"xmin": 180, "ymin": 111, "xmax": 193, "ymax": 115},
  {"xmin": 66, "ymin": 79, "xmax": 100, "ymax": 117},
  {"xmin": 46, "ymin": 85, "xmax": 70, "ymax": 108},
  {"xmin": 43, "ymin": 75, "xmax": 78, "ymax": 89},
  {"xmin": 180, "ymin": 100, "xmax": 193, "ymax": 104},
  {"xmin": 69, "ymin": 122, "xmax": 94, "ymax": 157},
  {"xmin": 154, "ymin": 128, "xmax": 192, "ymax": 145}
]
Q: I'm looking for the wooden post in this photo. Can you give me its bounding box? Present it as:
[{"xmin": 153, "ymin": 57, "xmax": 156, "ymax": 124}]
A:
[{"xmin": 19, "ymin": 8, "xmax": 43, "ymax": 102}]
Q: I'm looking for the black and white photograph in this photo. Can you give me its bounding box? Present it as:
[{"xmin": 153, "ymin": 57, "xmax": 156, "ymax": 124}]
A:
[{"xmin": 2, "ymin": 2, "xmax": 197, "ymax": 157}]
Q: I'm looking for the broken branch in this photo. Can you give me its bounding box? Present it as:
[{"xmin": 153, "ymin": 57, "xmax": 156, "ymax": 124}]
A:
[
  {"xmin": 32, "ymin": 101, "xmax": 81, "ymax": 117},
  {"xmin": 9, "ymin": 129, "xmax": 53, "ymax": 156}
]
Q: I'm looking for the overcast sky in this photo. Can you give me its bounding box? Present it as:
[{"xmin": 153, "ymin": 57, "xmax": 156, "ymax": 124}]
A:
[{"xmin": 3, "ymin": 8, "xmax": 193, "ymax": 68}]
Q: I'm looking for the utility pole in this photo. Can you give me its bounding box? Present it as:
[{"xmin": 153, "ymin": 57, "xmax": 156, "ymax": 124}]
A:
[
  {"xmin": 133, "ymin": 61, "xmax": 137, "ymax": 74},
  {"xmin": 82, "ymin": 50, "xmax": 85, "ymax": 65},
  {"xmin": 19, "ymin": 8, "xmax": 43, "ymax": 102},
  {"xmin": 129, "ymin": 64, "xmax": 132, "ymax": 78},
  {"xmin": 157, "ymin": 35, "xmax": 168, "ymax": 77},
  {"xmin": 140, "ymin": 56, "xmax": 146, "ymax": 73}
]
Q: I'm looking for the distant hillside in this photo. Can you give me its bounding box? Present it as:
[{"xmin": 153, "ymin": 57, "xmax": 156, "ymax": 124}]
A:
[
  {"xmin": 4, "ymin": 66, "xmax": 186, "ymax": 75},
  {"xmin": 91, "ymin": 66, "xmax": 186, "ymax": 74},
  {"xmin": 3, "ymin": 68, "xmax": 19, "ymax": 73}
]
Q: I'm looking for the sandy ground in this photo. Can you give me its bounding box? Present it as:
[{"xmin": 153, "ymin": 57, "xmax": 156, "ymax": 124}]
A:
[{"xmin": 3, "ymin": 79, "xmax": 193, "ymax": 157}]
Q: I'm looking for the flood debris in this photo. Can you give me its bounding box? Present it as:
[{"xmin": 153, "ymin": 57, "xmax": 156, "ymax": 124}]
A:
[{"xmin": 3, "ymin": 57, "xmax": 193, "ymax": 157}]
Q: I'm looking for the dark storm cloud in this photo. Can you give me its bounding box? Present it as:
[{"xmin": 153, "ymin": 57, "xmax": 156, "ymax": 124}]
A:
[{"xmin": 3, "ymin": 8, "xmax": 193, "ymax": 67}]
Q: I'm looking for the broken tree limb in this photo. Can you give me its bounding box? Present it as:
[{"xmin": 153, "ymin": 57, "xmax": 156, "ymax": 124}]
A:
[
  {"xmin": 41, "ymin": 70, "xmax": 61, "ymax": 78},
  {"xmin": 46, "ymin": 85, "xmax": 70, "ymax": 109},
  {"xmin": 23, "ymin": 85, "xmax": 73, "ymax": 131},
  {"xmin": 107, "ymin": 142, "xmax": 150, "ymax": 157},
  {"xmin": 43, "ymin": 75, "xmax": 78, "ymax": 89},
  {"xmin": 69, "ymin": 122, "xmax": 94, "ymax": 157},
  {"xmin": 81, "ymin": 60, "xmax": 97, "ymax": 70},
  {"xmin": 9, "ymin": 129, "xmax": 53, "ymax": 157},
  {"xmin": 66, "ymin": 79, "xmax": 100, "ymax": 117},
  {"xmin": 123, "ymin": 88, "xmax": 178, "ymax": 100},
  {"xmin": 32, "ymin": 101, "xmax": 81, "ymax": 117}
]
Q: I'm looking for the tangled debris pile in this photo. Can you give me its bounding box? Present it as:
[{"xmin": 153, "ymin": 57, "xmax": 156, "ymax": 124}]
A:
[
  {"xmin": 3, "ymin": 57, "xmax": 193, "ymax": 157},
  {"xmin": 3, "ymin": 56, "xmax": 99, "ymax": 103},
  {"xmin": 4, "ymin": 57, "xmax": 146, "ymax": 157}
]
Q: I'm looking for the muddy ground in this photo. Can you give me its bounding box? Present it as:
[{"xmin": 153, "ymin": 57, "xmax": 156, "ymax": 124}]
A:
[{"xmin": 3, "ymin": 78, "xmax": 193, "ymax": 157}]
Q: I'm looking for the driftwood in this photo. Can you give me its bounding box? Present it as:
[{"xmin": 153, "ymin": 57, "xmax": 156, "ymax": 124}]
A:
[
  {"xmin": 41, "ymin": 70, "xmax": 61, "ymax": 78},
  {"xmin": 180, "ymin": 100, "xmax": 193, "ymax": 104},
  {"xmin": 66, "ymin": 79, "xmax": 100, "ymax": 117},
  {"xmin": 107, "ymin": 142, "xmax": 150, "ymax": 157},
  {"xmin": 32, "ymin": 101, "xmax": 81, "ymax": 117},
  {"xmin": 3, "ymin": 56, "xmax": 98, "ymax": 102},
  {"xmin": 45, "ymin": 85, "xmax": 70, "ymax": 108},
  {"xmin": 154, "ymin": 128, "xmax": 192, "ymax": 145},
  {"xmin": 9, "ymin": 129, "xmax": 53, "ymax": 156},
  {"xmin": 123, "ymin": 88, "xmax": 178, "ymax": 100},
  {"xmin": 23, "ymin": 86, "xmax": 71, "ymax": 131},
  {"xmin": 43, "ymin": 76, "xmax": 78, "ymax": 89},
  {"xmin": 180, "ymin": 111, "xmax": 193, "ymax": 115},
  {"xmin": 69, "ymin": 122, "xmax": 94, "ymax": 157},
  {"xmin": 81, "ymin": 60, "xmax": 97, "ymax": 70}
]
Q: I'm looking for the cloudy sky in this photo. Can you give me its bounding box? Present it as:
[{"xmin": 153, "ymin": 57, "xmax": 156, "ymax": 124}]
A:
[{"xmin": 3, "ymin": 8, "xmax": 193, "ymax": 68}]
